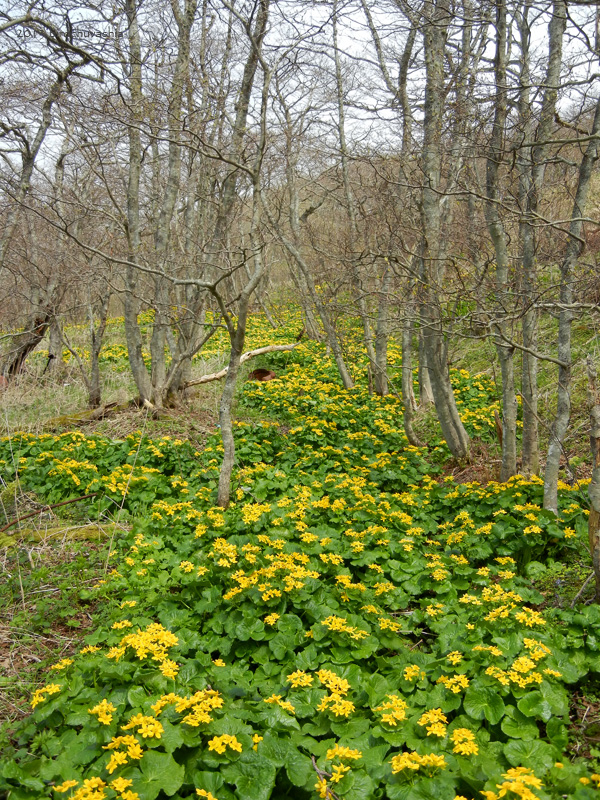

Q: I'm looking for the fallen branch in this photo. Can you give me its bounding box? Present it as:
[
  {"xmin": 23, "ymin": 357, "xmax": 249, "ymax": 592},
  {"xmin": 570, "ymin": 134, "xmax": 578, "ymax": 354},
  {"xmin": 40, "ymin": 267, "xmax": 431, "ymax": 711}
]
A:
[
  {"xmin": 571, "ymin": 571, "xmax": 595, "ymax": 608},
  {"xmin": 0, "ymin": 493, "xmax": 98, "ymax": 534},
  {"xmin": 44, "ymin": 401, "xmax": 137, "ymax": 431},
  {"xmin": 184, "ymin": 343, "xmax": 298, "ymax": 388}
]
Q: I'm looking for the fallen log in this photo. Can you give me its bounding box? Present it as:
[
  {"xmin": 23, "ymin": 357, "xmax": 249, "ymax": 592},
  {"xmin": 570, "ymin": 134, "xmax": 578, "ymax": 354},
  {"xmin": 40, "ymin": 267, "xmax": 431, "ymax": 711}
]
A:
[
  {"xmin": 44, "ymin": 401, "xmax": 137, "ymax": 431},
  {"xmin": 0, "ymin": 521, "xmax": 126, "ymax": 548},
  {"xmin": 184, "ymin": 343, "xmax": 298, "ymax": 388}
]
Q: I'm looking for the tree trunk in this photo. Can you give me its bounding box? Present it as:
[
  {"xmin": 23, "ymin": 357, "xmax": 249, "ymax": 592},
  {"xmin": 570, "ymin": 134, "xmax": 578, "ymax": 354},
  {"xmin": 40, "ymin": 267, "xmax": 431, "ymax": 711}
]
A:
[
  {"xmin": 88, "ymin": 292, "xmax": 110, "ymax": 408},
  {"xmin": 1, "ymin": 310, "xmax": 51, "ymax": 378},
  {"xmin": 290, "ymin": 251, "xmax": 354, "ymax": 389},
  {"xmin": 48, "ymin": 318, "xmax": 64, "ymax": 371},
  {"xmin": 217, "ymin": 320, "xmax": 246, "ymax": 508},
  {"xmin": 293, "ymin": 266, "xmax": 322, "ymax": 341},
  {"xmin": 484, "ymin": 0, "xmax": 517, "ymax": 481},
  {"xmin": 374, "ymin": 263, "xmax": 391, "ymax": 396},
  {"xmin": 519, "ymin": 0, "xmax": 566, "ymax": 475},
  {"xmin": 587, "ymin": 357, "xmax": 600, "ymax": 602},
  {"xmin": 420, "ymin": 0, "xmax": 470, "ymax": 459},
  {"xmin": 402, "ymin": 314, "xmax": 421, "ymax": 446},
  {"xmin": 0, "ymin": 70, "xmax": 75, "ymax": 274},
  {"xmin": 543, "ymin": 94, "xmax": 600, "ymax": 512},
  {"xmin": 418, "ymin": 328, "xmax": 434, "ymax": 407},
  {"xmin": 124, "ymin": 0, "xmax": 152, "ymax": 404}
]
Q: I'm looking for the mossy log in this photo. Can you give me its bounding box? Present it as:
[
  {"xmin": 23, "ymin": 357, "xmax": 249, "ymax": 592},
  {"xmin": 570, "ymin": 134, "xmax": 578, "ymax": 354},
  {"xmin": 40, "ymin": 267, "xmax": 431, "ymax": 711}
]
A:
[{"xmin": 0, "ymin": 522, "xmax": 126, "ymax": 548}]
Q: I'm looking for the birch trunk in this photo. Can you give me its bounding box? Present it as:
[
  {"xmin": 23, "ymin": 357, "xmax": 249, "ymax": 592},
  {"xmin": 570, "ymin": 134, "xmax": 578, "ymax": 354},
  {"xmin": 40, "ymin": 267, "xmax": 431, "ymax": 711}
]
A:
[
  {"xmin": 418, "ymin": 328, "xmax": 434, "ymax": 407},
  {"xmin": 124, "ymin": 0, "xmax": 152, "ymax": 403},
  {"xmin": 484, "ymin": 0, "xmax": 517, "ymax": 481},
  {"xmin": 217, "ymin": 39, "xmax": 271, "ymax": 508},
  {"xmin": 543, "ymin": 94, "xmax": 600, "ymax": 512},
  {"xmin": 587, "ymin": 357, "xmax": 600, "ymax": 602},
  {"xmin": 149, "ymin": 0, "xmax": 198, "ymax": 409},
  {"xmin": 402, "ymin": 314, "xmax": 421, "ymax": 446},
  {"xmin": 332, "ymin": 0, "xmax": 377, "ymax": 373},
  {"xmin": 519, "ymin": 0, "xmax": 566, "ymax": 475},
  {"xmin": 373, "ymin": 263, "xmax": 391, "ymax": 396},
  {"xmin": 420, "ymin": 0, "xmax": 470, "ymax": 459},
  {"xmin": 48, "ymin": 318, "xmax": 64, "ymax": 371}
]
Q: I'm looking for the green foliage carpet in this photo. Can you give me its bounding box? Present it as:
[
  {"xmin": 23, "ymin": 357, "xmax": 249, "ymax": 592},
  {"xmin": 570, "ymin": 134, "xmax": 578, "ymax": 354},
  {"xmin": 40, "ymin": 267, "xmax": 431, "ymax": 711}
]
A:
[{"xmin": 0, "ymin": 315, "xmax": 597, "ymax": 800}]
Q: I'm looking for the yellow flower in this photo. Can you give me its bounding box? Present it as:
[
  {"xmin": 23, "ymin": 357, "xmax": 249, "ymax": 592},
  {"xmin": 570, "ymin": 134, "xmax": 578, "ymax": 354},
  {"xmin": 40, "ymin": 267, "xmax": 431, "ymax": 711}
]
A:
[
  {"xmin": 403, "ymin": 664, "xmax": 425, "ymax": 682},
  {"xmin": 31, "ymin": 683, "xmax": 61, "ymax": 708},
  {"xmin": 111, "ymin": 620, "xmax": 133, "ymax": 630},
  {"xmin": 331, "ymin": 763, "xmax": 350, "ymax": 783},
  {"xmin": 207, "ymin": 734, "xmax": 242, "ymax": 754},
  {"xmin": 89, "ymin": 699, "xmax": 117, "ymax": 725},
  {"xmin": 390, "ymin": 751, "xmax": 446, "ymax": 774},
  {"xmin": 122, "ymin": 714, "xmax": 163, "ymax": 739},
  {"xmin": 264, "ymin": 694, "xmax": 295, "ymax": 714},
  {"xmin": 50, "ymin": 658, "xmax": 73, "ymax": 670},
  {"xmin": 451, "ymin": 728, "xmax": 478, "ymax": 756},
  {"xmin": 54, "ymin": 781, "xmax": 78, "ymax": 793},
  {"xmin": 107, "ymin": 750, "xmax": 129, "ymax": 773},
  {"xmin": 287, "ymin": 670, "xmax": 314, "ymax": 688},
  {"xmin": 326, "ymin": 744, "xmax": 362, "ymax": 761},
  {"xmin": 110, "ymin": 778, "xmax": 133, "ymax": 792}
]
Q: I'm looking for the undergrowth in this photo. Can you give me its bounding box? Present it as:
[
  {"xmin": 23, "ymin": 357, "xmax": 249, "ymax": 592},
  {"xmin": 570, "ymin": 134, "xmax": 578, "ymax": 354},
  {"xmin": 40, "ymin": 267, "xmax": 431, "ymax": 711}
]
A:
[{"xmin": 0, "ymin": 314, "xmax": 598, "ymax": 800}]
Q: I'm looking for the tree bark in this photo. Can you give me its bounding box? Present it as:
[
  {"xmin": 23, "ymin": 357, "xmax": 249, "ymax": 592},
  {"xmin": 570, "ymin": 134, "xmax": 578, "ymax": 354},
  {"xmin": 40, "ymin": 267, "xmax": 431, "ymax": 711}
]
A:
[
  {"xmin": 484, "ymin": 0, "xmax": 517, "ymax": 481},
  {"xmin": 47, "ymin": 318, "xmax": 64, "ymax": 371},
  {"xmin": 519, "ymin": 0, "xmax": 566, "ymax": 475},
  {"xmin": 124, "ymin": 0, "xmax": 152, "ymax": 404},
  {"xmin": 374, "ymin": 262, "xmax": 391, "ymax": 396},
  {"xmin": 418, "ymin": 327, "xmax": 434, "ymax": 407},
  {"xmin": 419, "ymin": 0, "xmax": 470, "ymax": 459},
  {"xmin": 1, "ymin": 310, "xmax": 52, "ymax": 378},
  {"xmin": 587, "ymin": 357, "xmax": 600, "ymax": 602},
  {"xmin": 543, "ymin": 93, "xmax": 600, "ymax": 512},
  {"xmin": 401, "ymin": 312, "xmax": 421, "ymax": 446},
  {"xmin": 332, "ymin": 0, "xmax": 377, "ymax": 374}
]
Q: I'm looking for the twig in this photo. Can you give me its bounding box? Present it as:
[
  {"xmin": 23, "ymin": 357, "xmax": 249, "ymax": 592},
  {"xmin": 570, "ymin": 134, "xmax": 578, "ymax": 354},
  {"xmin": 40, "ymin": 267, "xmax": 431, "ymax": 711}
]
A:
[
  {"xmin": 310, "ymin": 756, "xmax": 339, "ymax": 800},
  {"xmin": 571, "ymin": 571, "xmax": 595, "ymax": 608},
  {"xmin": 0, "ymin": 493, "xmax": 99, "ymax": 534},
  {"xmin": 17, "ymin": 561, "xmax": 26, "ymax": 611}
]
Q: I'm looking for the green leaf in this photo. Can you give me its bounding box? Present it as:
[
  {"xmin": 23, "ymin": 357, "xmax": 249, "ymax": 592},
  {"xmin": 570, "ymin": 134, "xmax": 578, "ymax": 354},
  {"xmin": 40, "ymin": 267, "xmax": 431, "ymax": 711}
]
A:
[
  {"xmin": 138, "ymin": 750, "xmax": 185, "ymax": 799},
  {"xmin": 546, "ymin": 717, "xmax": 569, "ymax": 749},
  {"xmin": 463, "ymin": 687, "xmax": 505, "ymax": 724},
  {"xmin": 517, "ymin": 692, "xmax": 553, "ymax": 723},
  {"xmin": 503, "ymin": 738, "xmax": 556, "ymax": 771},
  {"xmin": 222, "ymin": 756, "xmax": 276, "ymax": 800},
  {"xmin": 387, "ymin": 774, "xmax": 456, "ymax": 800},
  {"xmin": 345, "ymin": 772, "xmax": 376, "ymax": 800},
  {"xmin": 500, "ymin": 707, "xmax": 539, "ymax": 740},
  {"xmin": 159, "ymin": 719, "xmax": 185, "ymax": 754},
  {"xmin": 284, "ymin": 748, "xmax": 314, "ymax": 787}
]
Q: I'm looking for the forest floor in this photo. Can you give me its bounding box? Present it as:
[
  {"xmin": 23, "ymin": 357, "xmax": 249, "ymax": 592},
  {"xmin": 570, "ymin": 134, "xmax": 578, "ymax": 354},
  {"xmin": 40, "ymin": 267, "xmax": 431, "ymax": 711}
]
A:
[{"xmin": 0, "ymin": 310, "xmax": 599, "ymax": 799}]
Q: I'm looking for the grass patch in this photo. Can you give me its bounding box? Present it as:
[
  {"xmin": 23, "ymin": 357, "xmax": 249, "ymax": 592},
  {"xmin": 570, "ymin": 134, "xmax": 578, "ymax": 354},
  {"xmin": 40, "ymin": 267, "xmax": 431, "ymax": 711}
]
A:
[{"xmin": 0, "ymin": 528, "xmax": 113, "ymax": 748}]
